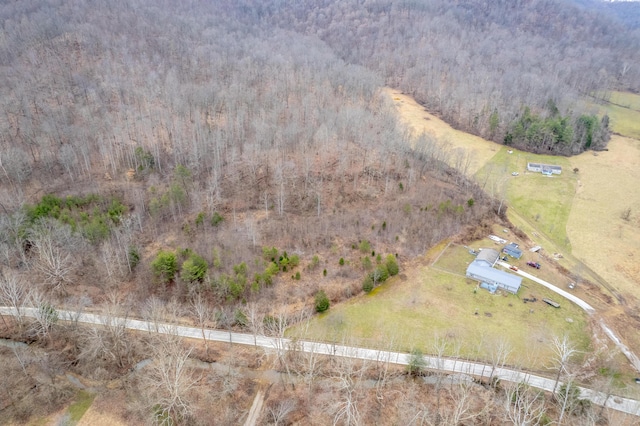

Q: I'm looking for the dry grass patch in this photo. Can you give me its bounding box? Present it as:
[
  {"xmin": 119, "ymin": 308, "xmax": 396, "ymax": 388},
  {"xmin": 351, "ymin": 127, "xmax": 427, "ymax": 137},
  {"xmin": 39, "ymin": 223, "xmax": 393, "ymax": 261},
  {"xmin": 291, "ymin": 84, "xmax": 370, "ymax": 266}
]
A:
[
  {"xmin": 567, "ymin": 135, "xmax": 640, "ymax": 302},
  {"xmin": 76, "ymin": 393, "xmax": 134, "ymax": 426},
  {"xmin": 382, "ymin": 88, "xmax": 499, "ymax": 175}
]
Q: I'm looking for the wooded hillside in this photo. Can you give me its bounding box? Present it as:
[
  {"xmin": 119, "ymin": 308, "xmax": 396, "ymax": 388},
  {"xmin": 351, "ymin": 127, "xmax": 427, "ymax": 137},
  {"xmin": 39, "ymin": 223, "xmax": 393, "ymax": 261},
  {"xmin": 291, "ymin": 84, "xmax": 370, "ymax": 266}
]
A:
[
  {"xmin": 1, "ymin": 1, "xmax": 639, "ymax": 424},
  {"xmin": 259, "ymin": 0, "xmax": 640, "ymax": 154},
  {"xmin": 0, "ymin": 0, "xmax": 495, "ymax": 316}
]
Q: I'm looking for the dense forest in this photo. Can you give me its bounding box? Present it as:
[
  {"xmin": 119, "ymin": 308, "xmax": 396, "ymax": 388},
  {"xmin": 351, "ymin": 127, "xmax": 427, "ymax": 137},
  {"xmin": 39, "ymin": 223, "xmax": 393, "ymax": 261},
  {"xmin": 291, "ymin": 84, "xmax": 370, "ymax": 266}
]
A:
[
  {"xmin": 257, "ymin": 0, "xmax": 640, "ymax": 153},
  {"xmin": 579, "ymin": 0, "xmax": 640, "ymax": 29},
  {"xmin": 1, "ymin": 0, "xmax": 638, "ymax": 424},
  {"xmin": 0, "ymin": 0, "xmax": 496, "ymax": 317}
]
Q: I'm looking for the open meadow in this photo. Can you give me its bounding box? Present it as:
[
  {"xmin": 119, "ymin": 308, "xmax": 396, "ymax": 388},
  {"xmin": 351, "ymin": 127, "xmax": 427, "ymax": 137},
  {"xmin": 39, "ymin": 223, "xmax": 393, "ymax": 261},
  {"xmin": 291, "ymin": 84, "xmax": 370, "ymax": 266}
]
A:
[
  {"xmin": 475, "ymin": 148, "xmax": 577, "ymax": 252},
  {"xmin": 566, "ymin": 135, "xmax": 640, "ymax": 350}
]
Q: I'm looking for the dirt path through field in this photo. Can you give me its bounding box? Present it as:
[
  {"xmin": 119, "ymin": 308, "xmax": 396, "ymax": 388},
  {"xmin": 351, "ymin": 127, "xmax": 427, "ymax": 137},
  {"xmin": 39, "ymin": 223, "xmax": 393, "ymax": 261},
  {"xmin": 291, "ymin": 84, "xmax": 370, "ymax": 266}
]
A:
[{"xmin": 243, "ymin": 388, "xmax": 266, "ymax": 426}]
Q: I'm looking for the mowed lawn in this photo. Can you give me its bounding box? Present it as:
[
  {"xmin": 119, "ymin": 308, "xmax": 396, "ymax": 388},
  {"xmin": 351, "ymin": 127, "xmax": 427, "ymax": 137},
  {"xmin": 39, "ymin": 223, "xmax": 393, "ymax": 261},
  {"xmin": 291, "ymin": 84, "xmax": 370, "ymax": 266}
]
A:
[
  {"xmin": 292, "ymin": 243, "xmax": 591, "ymax": 372},
  {"xmin": 475, "ymin": 148, "xmax": 577, "ymax": 251}
]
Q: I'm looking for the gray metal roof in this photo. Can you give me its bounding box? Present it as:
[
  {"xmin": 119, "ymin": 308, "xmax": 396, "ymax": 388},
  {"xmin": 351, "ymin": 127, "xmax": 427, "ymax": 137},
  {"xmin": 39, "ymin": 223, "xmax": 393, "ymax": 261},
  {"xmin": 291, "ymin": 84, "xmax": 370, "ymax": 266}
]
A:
[
  {"xmin": 476, "ymin": 248, "xmax": 499, "ymax": 266},
  {"xmin": 527, "ymin": 162, "xmax": 562, "ymax": 171},
  {"xmin": 503, "ymin": 243, "xmax": 523, "ymax": 258},
  {"xmin": 466, "ymin": 262, "xmax": 522, "ymax": 293}
]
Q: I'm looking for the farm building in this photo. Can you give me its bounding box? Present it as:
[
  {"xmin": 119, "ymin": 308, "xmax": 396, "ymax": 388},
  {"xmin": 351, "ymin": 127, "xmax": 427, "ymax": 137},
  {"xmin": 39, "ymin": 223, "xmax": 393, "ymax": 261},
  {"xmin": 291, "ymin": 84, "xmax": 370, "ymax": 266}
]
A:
[
  {"xmin": 503, "ymin": 243, "xmax": 523, "ymax": 259},
  {"xmin": 527, "ymin": 162, "xmax": 562, "ymax": 175},
  {"xmin": 466, "ymin": 259, "xmax": 522, "ymax": 293}
]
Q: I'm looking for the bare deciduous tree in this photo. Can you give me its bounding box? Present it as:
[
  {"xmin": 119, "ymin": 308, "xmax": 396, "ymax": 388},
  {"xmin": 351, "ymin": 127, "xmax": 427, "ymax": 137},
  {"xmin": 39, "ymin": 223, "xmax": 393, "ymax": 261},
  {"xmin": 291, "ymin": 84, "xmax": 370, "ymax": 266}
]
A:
[
  {"xmin": 143, "ymin": 335, "xmax": 198, "ymax": 426},
  {"xmin": 191, "ymin": 293, "xmax": 215, "ymax": 356},
  {"xmin": 267, "ymin": 398, "xmax": 297, "ymax": 426},
  {"xmin": 431, "ymin": 334, "xmax": 449, "ymax": 424},
  {"xmin": 330, "ymin": 353, "xmax": 367, "ymax": 426},
  {"xmin": 550, "ymin": 335, "xmax": 578, "ymax": 396},
  {"xmin": 27, "ymin": 289, "xmax": 58, "ymax": 340},
  {"xmin": 556, "ymin": 375, "xmax": 580, "ymax": 425},
  {"xmin": 488, "ymin": 337, "xmax": 512, "ymax": 388},
  {"xmin": 444, "ymin": 381, "xmax": 487, "ymax": 426},
  {"xmin": 503, "ymin": 381, "xmax": 546, "ymax": 426},
  {"xmin": 265, "ymin": 309, "xmax": 291, "ymax": 377},
  {"xmin": 142, "ymin": 296, "xmax": 174, "ymax": 334},
  {"xmin": 0, "ymin": 147, "xmax": 32, "ymax": 185},
  {"xmin": 244, "ymin": 301, "xmax": 263, "ymax": 347},
  {"xmin": 0, "ymin": 209, "xmax": 28, "ymax": 265},
  {"xmin": 0, "ymin": 269, "xmax": 28, "ymax": 328},
  {"xmin": 28, "ymin": 218, "xmax": 80, "ymax": 293},
  {"xmin": 80, "ymin": 293, "xmax": 133, "ymax": 370}
]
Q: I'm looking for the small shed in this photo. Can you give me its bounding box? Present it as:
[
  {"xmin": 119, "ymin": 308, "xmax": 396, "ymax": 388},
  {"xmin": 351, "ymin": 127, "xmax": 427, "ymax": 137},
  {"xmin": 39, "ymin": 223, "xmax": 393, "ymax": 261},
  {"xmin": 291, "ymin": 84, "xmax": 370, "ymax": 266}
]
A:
[{"xmin": 503, "ymin": 243, "xmax": 523, "ymax": 259}]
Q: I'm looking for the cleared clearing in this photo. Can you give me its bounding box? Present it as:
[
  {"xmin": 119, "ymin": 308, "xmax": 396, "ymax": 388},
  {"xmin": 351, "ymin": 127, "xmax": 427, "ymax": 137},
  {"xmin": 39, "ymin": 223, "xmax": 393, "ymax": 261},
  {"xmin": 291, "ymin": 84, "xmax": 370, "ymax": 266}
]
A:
[
  {"xmin": 383, "ymin": 88, "xmax": 499, "ymax": 175},
  {"xmin": 385, "ymin": 87, "xmax": 640, "ymax": 306},
  {"xmin": 475, "ymin": 147, "xmax": 577, "ymax": 251}
]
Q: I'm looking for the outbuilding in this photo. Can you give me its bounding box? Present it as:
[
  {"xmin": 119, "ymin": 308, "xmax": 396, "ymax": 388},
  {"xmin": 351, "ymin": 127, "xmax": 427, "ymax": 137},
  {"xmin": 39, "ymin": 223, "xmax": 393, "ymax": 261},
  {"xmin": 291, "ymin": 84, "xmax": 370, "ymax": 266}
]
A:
[{"xmin": 503, "ymin": 243, "xmax": 523, "ymax": 259}]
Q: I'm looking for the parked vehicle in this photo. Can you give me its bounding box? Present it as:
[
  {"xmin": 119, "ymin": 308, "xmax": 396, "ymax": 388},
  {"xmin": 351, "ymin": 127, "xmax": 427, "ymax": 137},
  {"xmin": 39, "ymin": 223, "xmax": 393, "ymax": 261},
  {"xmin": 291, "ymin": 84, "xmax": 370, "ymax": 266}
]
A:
[
  {"xmin": 509, "ymin": 266, "xmax": 518, "ymax": 271},
  {"xmin": 526, "ymin": 261, "xmax": 541, "ymax": 269},
  {"xmin": 511, "ymin": 172, "xmax": 519, "ymax": 176}
]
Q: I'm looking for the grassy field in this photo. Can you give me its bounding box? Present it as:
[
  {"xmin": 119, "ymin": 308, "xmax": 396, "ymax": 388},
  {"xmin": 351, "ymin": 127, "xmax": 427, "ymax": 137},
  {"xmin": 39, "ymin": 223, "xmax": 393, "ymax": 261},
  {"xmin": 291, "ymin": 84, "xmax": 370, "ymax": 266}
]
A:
[
  {"xmin": 506, "ymin": 174, "xmax": 576, "ymax": 250},
  {"xmin": 292, "ymin": 242, "xmax": 592, "ymax": 372},
  {"xmin": 66, "ymin": 391, "xmax": 96, "ymax": 424},
  {"xmin": 588, "ymin": 91, "xmax": 640, "ymax": 140},
  {"xmin": 567, "ymin": 135, "xmax": 640, "ymax": 303},
  {"xmin": 474, "ymin": 148, "xmax": 577, "ymax": 251},
  {"xmin": 607, "ymin": 91, "xmax": 640, "ymax": 111}
]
